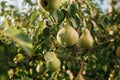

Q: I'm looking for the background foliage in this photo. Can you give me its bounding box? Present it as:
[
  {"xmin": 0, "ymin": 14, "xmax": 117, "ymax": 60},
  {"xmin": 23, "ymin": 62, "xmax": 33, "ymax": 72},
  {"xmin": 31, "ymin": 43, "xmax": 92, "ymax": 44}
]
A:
[{"xmin": 0, "ymin": 0, "xmax": 120, "ymax": 80}]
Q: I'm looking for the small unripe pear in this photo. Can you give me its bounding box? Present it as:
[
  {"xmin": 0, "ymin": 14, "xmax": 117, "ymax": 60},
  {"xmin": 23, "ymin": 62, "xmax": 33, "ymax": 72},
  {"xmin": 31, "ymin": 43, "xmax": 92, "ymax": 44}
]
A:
[
  {"xmin": 116, "ymin": 46, "xmax": 120, "ymax": 57},
  {"xmin": 36, "ymin": 62, "xmax": 45, "ymax": 73},
  {"xmin": 78, "ymin": 28, "xmax": 94, "ymax": 48},
  {"xmin": 75, "ymin": 74, "xmax": 85, "ymax": 80},
  {"xmin": 44, "ymin": 52, "xmax": 61, "ymax": 72},
  {"xmin": 38, "ymin": 0, "xmax": 60, "ymax": 13},
  {"xmin": 57, "ymin": 26, "xmax": 79, "ymax": 47},
  {"xmin": 36, "ymin": 64, "xmax": 41, "ymax": 73}
]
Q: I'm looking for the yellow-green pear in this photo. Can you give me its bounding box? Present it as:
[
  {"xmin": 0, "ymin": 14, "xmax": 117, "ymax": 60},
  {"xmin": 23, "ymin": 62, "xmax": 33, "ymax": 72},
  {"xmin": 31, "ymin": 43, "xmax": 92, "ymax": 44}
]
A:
[
  {"xmin": 44, "ymin": 52, "xmax": 61, "ymax": 72},
  {"xmin": 78, "ymin": 27, "xmax": 94, "ymax": 48},
  {"xmin": 38, "ymin": 0, "xmax": 60, "ymax": 13},
  {"xmin": 36, "ymin": 64, "xmax": 41, "ymax": 73},
  {"xmin": 116, "ymin": 46, "xmax": 120, "ymax": 57},
  {"xmin": 36, "ymin": 61, "xmax": 45, "ymax": 73},
  {"xmin": 57, "ymin": 25, "xmax": 79, "ymax": 47},
  {"xmin": 75, "ymin": 74, "xmax": 85, "ymax": 80}
]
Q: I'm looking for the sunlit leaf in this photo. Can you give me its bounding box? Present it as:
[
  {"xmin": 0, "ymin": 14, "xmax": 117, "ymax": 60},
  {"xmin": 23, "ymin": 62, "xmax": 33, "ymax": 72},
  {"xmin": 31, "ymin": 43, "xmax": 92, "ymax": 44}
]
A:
[
  {"xmin": 68, "ymin": 2, "xmax": 77, "ymax": 18},
  {"xmin": 53, "ymin": 9, "xmax": 66, "ymax": 25},
  {"xmin": 5, "ymin": 28, "xmax": 33, "ymax": 57},
  {"xmin": 70, "ymin": 15, "xmax": 80, "ymax": 28},
  {"xmin": 30, "ymin": 11, "xmax": 39, "ymax": 24}
]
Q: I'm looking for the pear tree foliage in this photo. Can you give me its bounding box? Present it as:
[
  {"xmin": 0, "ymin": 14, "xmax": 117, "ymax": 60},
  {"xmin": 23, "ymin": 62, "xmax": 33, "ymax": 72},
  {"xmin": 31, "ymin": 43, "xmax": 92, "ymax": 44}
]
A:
[{"xmin": 0, "ymin": 0, "xmax": 120, "ymax": 80}]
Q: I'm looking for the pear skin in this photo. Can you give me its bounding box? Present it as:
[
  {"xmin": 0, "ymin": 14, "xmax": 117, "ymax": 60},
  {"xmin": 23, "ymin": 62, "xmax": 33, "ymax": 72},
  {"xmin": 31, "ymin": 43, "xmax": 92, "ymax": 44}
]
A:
[
  {"xmin": 46, "ymin": 57, "xmax": 61, "ymax": 72},
  {"xmin": 79, "ymin": 28, "xmax": 94, "ymax": 48},
  {"xmin": 38, "ymin": 0, "xmax": 60, "ymax": 13},
  {"xmin": 44, "ymin": 52, "xmax": 61, "ymax": 72},
  {"xmin": 57, "ymin": 26, "xmax": 79, "ymax": 47}
]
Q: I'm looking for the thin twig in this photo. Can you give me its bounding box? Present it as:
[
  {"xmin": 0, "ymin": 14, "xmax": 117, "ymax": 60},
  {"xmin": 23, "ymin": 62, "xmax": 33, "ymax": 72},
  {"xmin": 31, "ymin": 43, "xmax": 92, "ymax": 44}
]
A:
[
  {"xmin": 78, "ymin": 39, "xmax": 114, "ymax": 56},
  {"xmin": 89, "ymin": 39, "xmax": 114, "ymax": 51},
  {"xmin": 79, "ymin": 60, "xmax": 85, "ymax": 75}
]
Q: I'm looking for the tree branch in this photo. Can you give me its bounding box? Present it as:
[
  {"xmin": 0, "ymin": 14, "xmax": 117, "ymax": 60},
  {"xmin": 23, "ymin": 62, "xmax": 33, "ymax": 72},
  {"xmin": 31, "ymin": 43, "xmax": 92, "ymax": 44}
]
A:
[{"xmin": 80, "ymin": 39, "xmax": 114, "ymax": 56}]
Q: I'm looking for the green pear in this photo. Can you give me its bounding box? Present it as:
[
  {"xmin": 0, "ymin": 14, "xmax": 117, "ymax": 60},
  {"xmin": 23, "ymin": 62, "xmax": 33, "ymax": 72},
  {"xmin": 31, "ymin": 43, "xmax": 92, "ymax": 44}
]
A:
[
  {"xmin": 75, "ymin": 74, "xmax": 85, "ymax": 80},
  {"xmin": 38, "ymin": 0, "xmax": 60, "ymax": 13},
  {"xmin": 36, "ymin": 61, "xmax": 45, "ymax": 73},
  {"xmin": 116, "ymin": 46, "xmax": 120, "ymax": 57},
  {"xmin": 36, "ymin": 64, "xmax": 41, "ymax": 73},
  {"xmin": 44, "ymin": 52, "xmax": 61, "ymax": 72},
  {"xmin": 57, "ymin": 25, "xmax": 79, "ymax": 47},
  {"xmin": 78, "ymin": 28, "xmax": 94, "ymax": 48},
  {"xmin": 46, "ymin": 57, "xmax": 61, "ymax": 72}
]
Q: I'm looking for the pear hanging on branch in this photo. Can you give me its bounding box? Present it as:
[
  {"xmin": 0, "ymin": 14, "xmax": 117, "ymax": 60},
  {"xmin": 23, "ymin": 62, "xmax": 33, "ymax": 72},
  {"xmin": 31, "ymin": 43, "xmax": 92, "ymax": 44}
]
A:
[
  {"xmin": 57, "ymin": 25, "xmax": 79, "ymax": 47},
  {"xmin": 44, "ymin": 52, "xmax": 61, "ymax": 72},
  {"xmin": 38, "ymin": 0, "xmax": 60, "ymax": 13},
  {"xmin": 78, "ymin": 27, "xmax": 94, "ymax": 48}
]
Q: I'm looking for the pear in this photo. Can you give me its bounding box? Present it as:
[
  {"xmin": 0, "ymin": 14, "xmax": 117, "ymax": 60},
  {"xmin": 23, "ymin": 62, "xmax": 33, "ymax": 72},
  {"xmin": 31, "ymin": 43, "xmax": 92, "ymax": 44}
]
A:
[
  {"xmin": 44, "ymin": 52, "xmax": 61, "ymax": 72},
  {"xmin": 57, "ymin": 26, "xmax": 79, "ymax": 47},
  {"xmin": 75, "ymin": 74, "xmax": 85, "ymax": 80},
  {"xmin": 36, "ymin": 62, "xmax": 45, "ymax": 73},
  {"xmin": 38, "ymin": 0, "xmax": 60, "ymax": 13},
  {"xmin": 116, "ymin": 46, "xmax": 120, "ymax": 57},
  {"xmin": 46, "ymin": 57, "xmax": 61, "ymax": 72},
  {"xmin": 78, "ymin": 28, "xmax": 94, "ymax": 48},
  {"xmin": 44, "ymin": 52, "xmax": 57, "ymax": 61},
  {"xmin": 36, "ymin": 64, "xmax": 41, "ymax": 73}
]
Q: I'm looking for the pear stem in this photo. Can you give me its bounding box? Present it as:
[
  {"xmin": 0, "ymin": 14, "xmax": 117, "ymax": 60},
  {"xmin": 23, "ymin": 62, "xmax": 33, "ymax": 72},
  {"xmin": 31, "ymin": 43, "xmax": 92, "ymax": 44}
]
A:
[
  {"xmin": 83, "ymin": 18, "xmax": 87, "ymax": 28},
  {"xmin": 79, "ymin": 60, "xmax": 85, "ymax": 75},
  {"xmin": 73, "ymin": 60, "xmax": 85, "ymax": 79}
]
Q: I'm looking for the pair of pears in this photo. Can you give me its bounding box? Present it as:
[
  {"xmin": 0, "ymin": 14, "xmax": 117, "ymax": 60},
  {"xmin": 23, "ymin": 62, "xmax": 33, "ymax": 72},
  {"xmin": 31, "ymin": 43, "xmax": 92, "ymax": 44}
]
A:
[
  {"xmin": 44, "ymin": 52, "xmax": 61, "ymax": 72},
  {"xmin": 57, "ymin": 25, "xmax": 94, "ymax": 48}
]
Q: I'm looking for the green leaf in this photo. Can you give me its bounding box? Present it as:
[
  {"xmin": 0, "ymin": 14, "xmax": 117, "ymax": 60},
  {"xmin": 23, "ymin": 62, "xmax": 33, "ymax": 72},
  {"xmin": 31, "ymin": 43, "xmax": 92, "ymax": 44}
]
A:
[
  {"xmin": 53, "ymin": 9, "xmax": 66, "ymax": 25},
  {"xmin": 0, "ymin": 66, "xmax": 9, "ymax": 80},
  {"xmin": 42, "ymin": 27, "xmax": 50, "ymax": 38},
  {"xmin": 30, "ymin": 11, "xmax": 39, "ymax": 24},
  {"xmin": 0, "ymin": 1, "xmax": 7, "ymax": 8},
  {"xmin": 70, "ymin": 15, "xmax": 80, "ymax": 28},
  {"xmin": 5, "ymin": 28, "xmax": 33, "ymax": 57},
  {"xmin": 68, "ymin": 2, "xmax": 77, "ymax": 18},
  {"xmin": 4, "ymin": 18, "xmax": 11, "ymax": 27}
]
